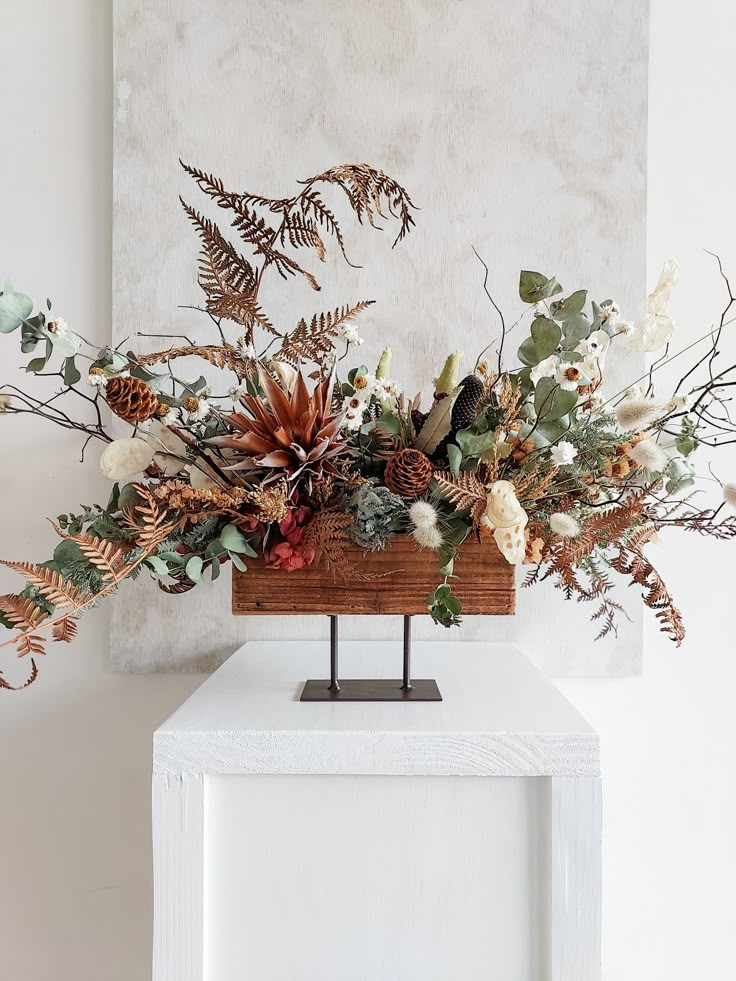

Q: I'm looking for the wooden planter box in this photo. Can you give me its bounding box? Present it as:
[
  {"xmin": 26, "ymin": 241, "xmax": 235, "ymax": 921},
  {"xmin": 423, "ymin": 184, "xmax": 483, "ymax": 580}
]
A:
[{"xmin": 232, "ymin": 536, "xmax": 515, "ymax": 617}]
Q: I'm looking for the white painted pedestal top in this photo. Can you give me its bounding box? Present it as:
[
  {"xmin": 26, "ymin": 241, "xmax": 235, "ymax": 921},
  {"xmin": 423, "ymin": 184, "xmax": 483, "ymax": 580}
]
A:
[{"xmin": 153, "ymin": 641, "xmax": 599, "ymax": 778}]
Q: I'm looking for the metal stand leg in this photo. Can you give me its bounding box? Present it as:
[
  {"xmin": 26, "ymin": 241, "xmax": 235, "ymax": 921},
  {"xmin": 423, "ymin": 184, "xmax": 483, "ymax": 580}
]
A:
[
  {"xmin": 300, "ymin": 614, "xmax": 441, "ymax": 701},
  {"xmin": 402, "ymin": 615, "xmax": 412, "ymax": 691},
  {"xmin": 329, "ymin": 615, "xmax": 340, "ymax": 692}
]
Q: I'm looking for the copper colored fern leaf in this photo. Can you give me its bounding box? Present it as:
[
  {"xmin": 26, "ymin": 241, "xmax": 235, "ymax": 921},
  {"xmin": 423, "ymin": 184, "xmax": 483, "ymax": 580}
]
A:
[
  {"xmin": 52, "ymin": 616, "xmax": 79, "ymax": 644},
  {"xmin": 276, "ymin": 301, "xmax": 374, "ymax": 366},
  {"xmin": 433, "ymin": 471, "xmax": 487, "ymax": 526},
  {"xmin": 0, "ymin": 560, "xmax": 84, "ymax": 608}
]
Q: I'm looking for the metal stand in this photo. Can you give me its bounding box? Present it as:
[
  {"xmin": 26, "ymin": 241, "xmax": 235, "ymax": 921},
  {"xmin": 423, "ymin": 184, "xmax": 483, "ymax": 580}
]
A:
[{"xmin": 300, "ymin": 615, "xmax": 442, "ymax": 702}]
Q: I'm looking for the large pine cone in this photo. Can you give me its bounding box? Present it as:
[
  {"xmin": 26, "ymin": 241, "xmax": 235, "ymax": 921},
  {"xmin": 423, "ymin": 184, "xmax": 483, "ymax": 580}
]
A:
[
  {"xmin": 384, "ymin": 448, "xmax": 433, "ymax": 497},
  {"xmin": 451, "ymin": 374, "xmax": 484, "ymax": 431},
  {"xmin": 105, "ymin": 376, "xmax": 160, "ymax": 423}
]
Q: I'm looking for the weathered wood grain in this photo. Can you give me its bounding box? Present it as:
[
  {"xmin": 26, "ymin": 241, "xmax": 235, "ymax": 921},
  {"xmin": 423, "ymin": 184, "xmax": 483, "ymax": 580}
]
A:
[{"xmin": 232, "ymin": 537, "xmax": 515, "ymax": 616}]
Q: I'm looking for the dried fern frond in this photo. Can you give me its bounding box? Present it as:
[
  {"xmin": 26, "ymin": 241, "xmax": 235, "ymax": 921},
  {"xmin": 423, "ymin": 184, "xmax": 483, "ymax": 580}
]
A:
[
  {"xmin": 122, "ymin": 486, "xmax": 176, "ymax": 552},
  {"xmin": 52, "ymin": 616, "xmax": 78, "ymax": 644},
  {"xmin": 133, "ymin": 343, "xmax": 253, "ymax": 379},
  {"xmin": 180, "ymin": 161, "xmax": 291, "ymax": 213},
  {"xmin": 15, "ymin": 633, "xmax": 47, "ymax": 658},
  {"xmin": 0, "ymin": 658, "xmax": 39, "ymax": 689},
  {"xmin": 512, "ymin": 465, "xmax": 559, "ymax": 503},
  {"xmin": 308, "ymin": 164, "xmax": 417, "ymax": 247},
  {"xmin": 303, "ymin": 508, "xmax": 352, "ymax": 573},
  {"xmin": 279, "ymin": 212, "xmax": 326, "ymax": 260},
  {"xmin": 275, "ymin": 301, "xmax": 374, "ymax": 366},
  {"xmin": 299, "ymin": 189, "xmax": 353, "ymax": 265},
  {"xmin": 51, "ymin": 523, "xmax": 127, "ymax": 584},
  {"xmin": 0, "ymin": 561, "xmax": 85, "ymax": 609},
  {"xmin": 610, "ymin": 545, "xmax": 685, "ymax": 645},
  {"xmin": 0, "ymin": 594, "xmax": 48, "ymax": 632},
  {"xmin": 254, "ymin": 242, "xmax": 321, "ymax": 291},
  {"xmin": 433, "ymin": 471, "xmax": 487, "ymax": 527}
]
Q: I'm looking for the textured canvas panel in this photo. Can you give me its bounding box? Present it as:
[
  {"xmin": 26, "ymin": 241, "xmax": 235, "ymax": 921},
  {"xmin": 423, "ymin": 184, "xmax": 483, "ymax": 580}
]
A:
[{"xmin": 112, "ymin": 0, "xmax": 648, "ymax": 675}]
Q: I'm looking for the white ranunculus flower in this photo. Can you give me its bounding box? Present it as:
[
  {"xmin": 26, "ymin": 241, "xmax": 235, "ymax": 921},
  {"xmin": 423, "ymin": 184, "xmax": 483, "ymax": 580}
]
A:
[
  {"xmin": 100, "ymin": 438, "xmax": 155, "ymax": 481},
  {"xmin": 530, "ymin": 354, "xmax": 560, "ymax": 386},
  {"xmin": 550, "ymin": 440, "xmax": 578, "ymax": 466}
]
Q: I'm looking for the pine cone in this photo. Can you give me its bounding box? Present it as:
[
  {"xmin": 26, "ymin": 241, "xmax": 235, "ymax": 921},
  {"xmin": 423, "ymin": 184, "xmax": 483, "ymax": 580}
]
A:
[
  {"xmin": 105, "ymin": 376, "xmax": 160, "ymax": 423},
  {"xmin": 451, "ymin": 374, "xmax": 484, "ymax": 431},
  {"xmin": 384, "ymin": 448, "xmax": 433, "ymax": 497}
]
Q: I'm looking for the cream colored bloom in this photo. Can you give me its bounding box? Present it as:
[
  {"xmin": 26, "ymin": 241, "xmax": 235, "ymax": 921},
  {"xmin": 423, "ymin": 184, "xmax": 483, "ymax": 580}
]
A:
[
  {"xmin": 723, "ymin": 483, "xmax": 736, "ymax": 508},
  {"xmin": 631, "ymin": 259, "xmax": 680, "ymax": 352},
  {"xmin": 100, "ymin": 438, "xmax": 155, "ymax": 481},
  {"xmin": 549, "ymin": 512, "xmax": 581, "ymax": 538},
  {"xmin": 409, "ymin": 500, "xmax": 439, "ymax": 530},
  {"xmin": 412, "ymin": 524, "xmax": 443, "ymax": 549},
  {"xmin": 629, "ymin": 439, "xmax": 668, "ymax": 473},
  {"xmin": 614, "ymin": 396, "xmax": 663, "ymax": 431},
  {"xmin": 530, "ymin": 354, "xmax": 559, "ymax": 387},
  {"xmin": 550, "ymin": 440, "xmax": 578, "ymax": 466}
]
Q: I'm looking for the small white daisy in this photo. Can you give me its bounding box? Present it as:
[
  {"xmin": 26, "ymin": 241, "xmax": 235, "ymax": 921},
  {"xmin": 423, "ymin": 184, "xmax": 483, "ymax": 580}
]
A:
[
  {"xmin": 600, "ymin": 300, "xmax": 621, "ymax": 327},
  {"xmin": 554, "ymin": 364, "xmax": 584, "ymax": 392},
  {"xmin": 229, "ymin": 379, "xmax": 250, "ymax": 400},
  {"xmin": 375, "ymin": 377, "xmax": 402, "ymax": 399},
  {"xmin": 182, "ymin": 396, "xmax": 211, "ymax": 424},
  {"xmin": 87, "ymin": 369, "xmax": 107, "ymax": 389}
]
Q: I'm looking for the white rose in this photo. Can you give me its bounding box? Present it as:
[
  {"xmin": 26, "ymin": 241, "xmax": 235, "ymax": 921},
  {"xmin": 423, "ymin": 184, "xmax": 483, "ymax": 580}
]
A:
[
  {"xmin": 530, "ymin": 354, "xmax": 560, "ymax": 386},
  {"xmin": 100, "ymin": 438, "xmax": 155, "ymax": 481}
]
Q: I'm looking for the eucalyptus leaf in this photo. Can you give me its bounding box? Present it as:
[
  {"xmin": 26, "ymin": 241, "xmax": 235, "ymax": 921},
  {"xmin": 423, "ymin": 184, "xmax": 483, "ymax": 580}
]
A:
[
  {"xmin": 63, "ymin": 357, "xmax": 81, "ymax": 386},
  {"xmin": 185, "ymin": 556, "xmax": 203, "ymax": 582},
  {"xmin": 145, "ymin": 555, "xmax": 169, "ymax": 577},
  {"xmin": 561, "ymin": 314, "xmax": 592, "ymax": 341},
  {"xmin": 447, "ymin": 442, "xmax": 462, "ymax": 475},
  {"xmin": 0, "ymin": 288, "xmax": 33, "ymax": 333},
  {"xmin": 534, "ymin": 378, "xmax": 578, "ymax": 422},
  {"xmin": 220, "ymin": 523, "xmax": 257, "ymax": 555},
  {"xmin": 454, "ymin": 429, "xmax": 497, "ymax": 458},
  {"xmin": 552, "ymin": 290, "xmax": 587, "ymax": 320},
  {"xmin": 210, "ymin": 557, "xmax": 221, "ymax": 581},
  {"xmin": 519, "ymin": 270, "xmax": 562, "ymax": 304},
  {"xmin": 229, "ymin": 552, "xmax": 248, "ymax": 572}
]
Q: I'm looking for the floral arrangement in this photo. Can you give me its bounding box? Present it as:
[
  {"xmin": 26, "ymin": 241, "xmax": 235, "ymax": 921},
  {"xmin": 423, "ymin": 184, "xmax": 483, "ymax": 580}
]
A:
[{"xmin": 1, "ymin": 161, "xmax": 735, "ymax": 688}]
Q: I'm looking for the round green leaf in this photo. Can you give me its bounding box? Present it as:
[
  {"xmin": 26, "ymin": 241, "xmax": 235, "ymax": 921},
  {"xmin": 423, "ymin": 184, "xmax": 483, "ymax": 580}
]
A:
[{"xmin": 0, "ymin": 289, "xmax": 33, "ymax": 333}]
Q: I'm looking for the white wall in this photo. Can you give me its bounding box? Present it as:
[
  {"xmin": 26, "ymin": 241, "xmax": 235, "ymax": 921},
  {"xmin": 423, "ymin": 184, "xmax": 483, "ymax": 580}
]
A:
[{"xmin": 0, "ymin": 2, "xmax": 733, "ymax": 979}]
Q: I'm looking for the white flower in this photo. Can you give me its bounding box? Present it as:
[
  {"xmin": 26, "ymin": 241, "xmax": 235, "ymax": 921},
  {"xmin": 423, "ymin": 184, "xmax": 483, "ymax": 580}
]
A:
[
  {"xmin": 182, "ymin": 397, "xmax": 211, "ymax": 423},
  {"xmin": 340, "ymin": 324, "xmax": 364, "ymax": 346},
  {"xmin": 87, "ymin": 369, "xmax": 107, "ymax": 389},
  {"xmin": 412, "ymin": 524, "xmax": 444, "ymax": 549},
  {"xmin": 375, "ymin": 377, "xmax": 401, "ymax": 399},
  {"xmin": 666, "ymin": 393, "xmax": 692, "ymax": 413},
  {"xmin": 229, "ymin": 379, "xmax": 250, "ymax": 400},
  {"xmin": 549, "ymin": 440, "xmax": 578, "ymax": 466},
  {"xmin": 342, "ymin": 395, "xmax": 367, "ymax": 431},
  {"xmin": 409, "ymin": 501, "xmax": 439, "ymax": 530},
  {"xmin": 722, "ymin": 483, "xmax": 736, "ymax": 508},
  {"xmin": 43, "ymin": 316, "xmax": 81, "ymax": 357},
  {"xmin": 237, "ymin": 337, "xmax": 256, "ymax": 359},
  {"xmin": 530, "ymin": 354, "xmax": 560, "ymax": 386},
  {"xmin": 554, "ymin": 364, "xmax": 584, "ymax": 391},
  {"xmin": 616, "ymin": 319, "xmax": 636, "ymax": 337},
  {"xmin": 614, "ymin": 396, "xmax": 663, "ymax": 431},
  {"xmin": 549, "ymin": 512, "xmax": 581, "ymax": 538},
  {"xmin": 629, "ymin": 439, "xmax": 668, "ymax": 473},
  {"xmin": 600, "ymin": 300, "xmax": 621, "ymax": 327},
  {"xmin": 157, "ymin": 405, "xmax": 181, "ymax": 427},
  {"xmin": 582, "ymin": 330, "xmax": 611, "ymax": 359},
  {"xmin": 100, "ymin": 438, "xmax": 155, "ymax": 481}
]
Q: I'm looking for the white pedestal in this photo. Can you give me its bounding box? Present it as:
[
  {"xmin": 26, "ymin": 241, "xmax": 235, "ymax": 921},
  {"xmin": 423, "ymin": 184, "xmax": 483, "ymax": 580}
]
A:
[{"xmin": 152, "ymin": 642, "xmax": 601, "ymax": 981}]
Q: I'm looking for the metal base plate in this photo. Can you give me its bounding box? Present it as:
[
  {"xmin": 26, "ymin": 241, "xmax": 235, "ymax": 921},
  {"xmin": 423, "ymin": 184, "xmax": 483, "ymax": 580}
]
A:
[{"xmin": 300, "ymin": 679, "xmax": 442, "ymax": 702}]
